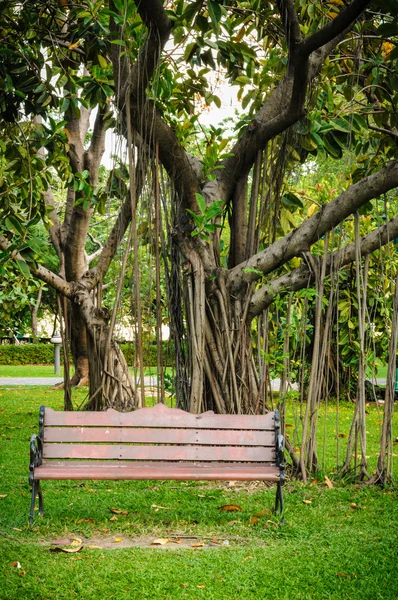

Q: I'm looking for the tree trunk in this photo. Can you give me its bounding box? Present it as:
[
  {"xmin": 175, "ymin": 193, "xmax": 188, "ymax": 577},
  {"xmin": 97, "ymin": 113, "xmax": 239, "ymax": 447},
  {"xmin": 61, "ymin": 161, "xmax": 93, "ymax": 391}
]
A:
[
  {"xmin": 69, "ymin": 302, "xmax": 89, "ymax": 386},
  {"xmin": 180, "ymin": 261, "xmax": 260, "ymax": 415},
  {"xmin": 74, "ymin": 289, "xmax": 137, "ymax": 411}
]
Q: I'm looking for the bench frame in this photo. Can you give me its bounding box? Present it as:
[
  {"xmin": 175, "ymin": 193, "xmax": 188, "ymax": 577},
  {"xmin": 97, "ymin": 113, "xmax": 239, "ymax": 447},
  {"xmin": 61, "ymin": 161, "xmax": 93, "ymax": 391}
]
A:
[{"xmin": 29, "ymin": 404, "xmax": 285, "ymax": 525}]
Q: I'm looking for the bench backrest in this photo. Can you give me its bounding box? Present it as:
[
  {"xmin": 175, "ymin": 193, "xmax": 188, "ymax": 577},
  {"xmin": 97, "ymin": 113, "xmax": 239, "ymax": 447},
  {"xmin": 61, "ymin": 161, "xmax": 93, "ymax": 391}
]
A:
[{"xmin": 41, "ymin": 403, "xmax": 278, "ymax": 464}]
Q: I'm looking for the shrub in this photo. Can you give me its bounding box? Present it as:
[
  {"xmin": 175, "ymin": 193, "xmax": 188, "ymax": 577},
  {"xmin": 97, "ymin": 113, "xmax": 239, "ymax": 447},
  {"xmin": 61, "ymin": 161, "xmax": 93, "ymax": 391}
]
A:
[
  {"xmin": 0, "ymin": 343, "xmax": 64, "ymax": 365},
  {"xmin": 0, "ymin": 341, "xmax": 176, "ymax": 366},
  {"xmin": 120, "ymin": 341, "xmax": 176, "ymax": 367}
]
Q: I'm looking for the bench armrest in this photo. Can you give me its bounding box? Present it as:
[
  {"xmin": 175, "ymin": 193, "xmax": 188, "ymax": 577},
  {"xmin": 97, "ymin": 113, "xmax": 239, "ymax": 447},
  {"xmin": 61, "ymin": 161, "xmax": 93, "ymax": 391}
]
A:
[{"xmin": 29, "ymin": 434, "xmax": 43, "ymax": 484}]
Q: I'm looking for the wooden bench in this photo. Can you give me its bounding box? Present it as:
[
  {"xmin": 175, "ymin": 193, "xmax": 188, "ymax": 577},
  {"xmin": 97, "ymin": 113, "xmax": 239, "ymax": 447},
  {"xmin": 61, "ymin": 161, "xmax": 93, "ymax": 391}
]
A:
[{"xmin": 29, "ymin": 403, "xmax": 285, "ymax": 524}]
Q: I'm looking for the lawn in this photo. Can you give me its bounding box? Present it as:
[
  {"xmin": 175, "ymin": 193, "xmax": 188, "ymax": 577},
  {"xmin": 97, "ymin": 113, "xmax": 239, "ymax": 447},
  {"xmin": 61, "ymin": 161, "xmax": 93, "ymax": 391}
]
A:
[
  {"xmin": 0, "ymin": 365, "xmax": 164, "ymax": 379},
  {"xmin": 0, "ymin": 386, "xmax": 397, "ymax": 599},
  {"xmin": 1, "ymin": 363, "xmax": 388, "ymax": 380}
]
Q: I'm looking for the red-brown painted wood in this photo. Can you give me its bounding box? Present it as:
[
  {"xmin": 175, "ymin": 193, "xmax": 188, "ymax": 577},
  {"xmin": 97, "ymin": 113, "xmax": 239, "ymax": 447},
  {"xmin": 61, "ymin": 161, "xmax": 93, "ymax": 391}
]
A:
[
  {"xmin": 44, "ymin": 404, "xmax": 275, "ymax": 430},
  {"xmin": 33, "ymin": 462, "xmax": 280, "ymax": 481},
  {"xmin": 43, "ymin": 443, "xmax": 275, "ymax": 462},
  {"xmin": 43, "ymin": 427, "xmax": 275, "ymax": 447}
]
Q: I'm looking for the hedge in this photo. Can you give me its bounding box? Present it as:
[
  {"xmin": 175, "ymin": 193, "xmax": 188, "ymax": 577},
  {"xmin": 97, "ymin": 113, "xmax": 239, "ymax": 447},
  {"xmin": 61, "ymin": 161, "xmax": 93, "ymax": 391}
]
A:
[{"xmin": 0, "ymin": 341, "xmax": 175, "ymax": 367}]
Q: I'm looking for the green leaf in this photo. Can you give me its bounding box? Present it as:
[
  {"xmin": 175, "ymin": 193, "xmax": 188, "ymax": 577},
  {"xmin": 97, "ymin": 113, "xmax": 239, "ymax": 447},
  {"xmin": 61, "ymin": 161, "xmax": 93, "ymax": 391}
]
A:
[
  {"xmin": 195, "ymin": 193, "xmax": 207, "ymax": 213},
  {"xmin": 196, "ymin": 15, "xmax": 209, "ymax": 33},
  {"xmin": 15, "ymin": 259, "xmax": 31, "ymax": 280},
  {"xmin": 281, "ymin": 192, "xmax": 303, "ymax": 210},
  {"xmin": 184, "ymin": 42, "xmax": 198, "ymax": 62},
  {"xmin": 213, "ymin": 95, "xmax": 221, "ymax": 108},
  {"xmin": 97, "ymin": 55, "xmax": 108, "ymax": 69},
  {"xmin": 5, "ymin": 216, "xmax": 24, "ymax": 235},
  {"xmin": 235, "ymin": 75, "xmax": 251, "ymax": 85},
  {"xmin": 207, "ymin": 0, "xmax": 222, "ymax": 30},
  {"xmin": 300, "ymin": 135, "xmax": 318, "ymax": 151},
  {"xmin": 41, "ymin": 95, "xmax": 52, "ymax": 107}
]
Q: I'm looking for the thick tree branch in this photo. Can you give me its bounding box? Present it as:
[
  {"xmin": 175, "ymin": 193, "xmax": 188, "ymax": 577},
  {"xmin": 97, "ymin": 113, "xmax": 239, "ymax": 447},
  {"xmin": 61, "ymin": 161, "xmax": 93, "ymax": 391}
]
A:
[
  {"xmin": 33, "ymin": 117, "xmax": 63, "ymax": 260},
  {"xmin": 213, "ymin": 28, "xmax": 348, "ymax": 205},
  {"xmin": 86, "ymin": 106, "xmax": 110, "ymax": 187},
  {"xmin": 110, "ymin": 0, "xmax": 197, "ymax": 209},
  {"xmin": 213, "ymin": 2, "xmax": 370, "ymax": 206},
  {"xmin": 123, "ymin": 0, "xmax": 172, "ymax": 99},
  {"xmin": 276, "ymin": 0, "xmax": 302, "ymax": 57},
  {"xmin": 298, "ymin": 0, "xmax": 371, "ymax": 58},
  {"xmin": 248, "ymin": 215, "xmax": 398, "ymax": 319},
  {"xmin": 228, "ymin": 160, "xmax": 398, "ymax": 293},
  {"xmin": 86, "ymin": 153, "xmax": 148, "ymax": 289},
  {"xmin": 0, "ymin": 235, "xmax": 72, "ymax": 297}
]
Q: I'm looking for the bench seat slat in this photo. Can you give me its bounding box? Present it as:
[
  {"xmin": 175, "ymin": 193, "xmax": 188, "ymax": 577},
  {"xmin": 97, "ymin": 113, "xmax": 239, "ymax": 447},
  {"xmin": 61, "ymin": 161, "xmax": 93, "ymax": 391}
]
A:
[
  {"xmin": 44, "ymin": 427, "xmax": 274, "ymax": 446},
  {"xmin": 43, "ymin": 444, "xmax": 275, "ymax": 462},
  {"xmin": 43, "ymin": 405, "xmax": 274, "ymax": 430},
  {"xmin": 33, "ymin": 461, "xmax": 280, "ymax": 481}
]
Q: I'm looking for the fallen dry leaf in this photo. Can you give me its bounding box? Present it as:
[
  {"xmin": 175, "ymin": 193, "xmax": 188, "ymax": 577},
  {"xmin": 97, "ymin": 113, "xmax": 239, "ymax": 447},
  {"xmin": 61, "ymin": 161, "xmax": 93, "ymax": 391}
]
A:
[
  {"xmin": 324, "ymin": 476, "xmax": 333, "ymax": 489},
  {"xmin": 13, "ymin": 528, "xmax": 22, "ymax": 532},
  {"xmin": 338, "ymin": 433, "xmax": 347, "ymax": 438},
  {"xmin": 255, "ymin": 508, "xmax": 272, "ymax": 517},
  {"xmin": 11, "ymin": 562, "xmax": 21, "ymax": 569},
  {"xmin": 350, "ymin": 503, "xmax": 359, "ymax": 509},
  {"xmin": 303, "ymin": 499, "xmax": 312, "ymax": 505},
  {"xmin": 218, "ymin": 504, "xmax": 242, "ymax": 512},
  {"xmin": 249, "ymin": 517, "xmax": 259, "ymax": 524},
  {"xmin": 50, "ymin": 538, "xmax": 71, "ymax": 546},
  {"xmin": 78, "ymin": 518, "xmax": 95, "ymax": 524},
  {"xmin": 192, "ymin": 542, "xmax": 205, "ymax": 548},
  {"xmin": 110, "ymin": 507, "xmax": 128, "ymax": 515},
  {"xmin": 228, "ymin": 520, "xmax": 238, "ymax": 526},
  {"xmin": 151, "ymin": 538, "xmax": 169, "ymax": 545},
  {"xmin": 109, "ymin": 515, "xmax": 118, "ymax": 521},
  {"xmin": 114, "ymin": 538, "xmax": 122, "ymax": 543},
  {"xmin": 0, "ymin": 494, "xmax": 7, "ymax": 499},
  {"xmin": 169, "ymin": 538, "xmax": 182, "ymax": 544},
  {"xmin": 88, "ymin": 545, "xmax": 103, "ymax": 549},
  {"xmin": 197, "ymin": 585, "xmax": 206, "ymax": 589},
  {"xmin": 181, "ymin": 584, "xmax": 188, "ymax": 588},
  {"xmin": 70, "ymin": 538, "xmax": 82, "ymax": 547},
  {"xmin": 243, "ymin": 556, "xmax": 254, "ymax": 562},
  {"xmin": 151, "ymin": 504, "xmax": 170, "ymax": 511},
  {"xmin": 50, "ymin": 545, "xmax": 83, "ymax": 553},
  {"xmin": 285, "ymin": 423, "xmax": 293, "ymax": 428}
]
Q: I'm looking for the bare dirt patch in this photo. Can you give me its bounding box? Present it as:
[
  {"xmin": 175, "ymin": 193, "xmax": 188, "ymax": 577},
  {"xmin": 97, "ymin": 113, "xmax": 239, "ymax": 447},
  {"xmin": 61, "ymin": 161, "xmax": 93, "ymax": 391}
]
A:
[{"xmin": 44, "ymin": 533, "xmax": 251, "ymax": 550}]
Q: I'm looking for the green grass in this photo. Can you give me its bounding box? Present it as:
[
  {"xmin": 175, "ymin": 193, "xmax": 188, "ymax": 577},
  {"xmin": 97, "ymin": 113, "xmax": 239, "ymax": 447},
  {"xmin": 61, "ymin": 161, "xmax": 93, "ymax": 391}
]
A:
[
  {"xmin": 0, "ymin": 365, "xmax": 168, "ymax": 379},
  {"xmin": 0, "ymin": 387, "xmax": 397, "ymax": 599},
  {"xmin": 2, "ymin": 363, "xmax": 389, "ymax": 383},
  {"xmin": 366, "ymin": 364, "xmax": 388, "ymax": 380},
  {"xmin": 0, "ymin": 365, "xmax": 66, "ymax": 377}
]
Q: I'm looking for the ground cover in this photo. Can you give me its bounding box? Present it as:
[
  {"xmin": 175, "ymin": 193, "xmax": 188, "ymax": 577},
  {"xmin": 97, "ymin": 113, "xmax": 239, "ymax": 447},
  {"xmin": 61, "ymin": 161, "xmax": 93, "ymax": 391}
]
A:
[
  {"xmin": 0, "ymin": 387, "xmax": 397, "ymax": 599},
  {"xmin": 0, "ymin": 363, "xmax": 389, "ymax": 379},
  {"xmin": 0, "ymin": 365, "xmax": 166, "ymax": 378}
]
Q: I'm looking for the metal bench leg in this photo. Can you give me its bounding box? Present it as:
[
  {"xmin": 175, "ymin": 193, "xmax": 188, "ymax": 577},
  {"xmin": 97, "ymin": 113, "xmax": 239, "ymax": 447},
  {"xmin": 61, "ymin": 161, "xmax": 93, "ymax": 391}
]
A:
[
  {"xmin": 29, "ymin": 481, "xmax": 37, "ymax": 525},
  {"xmin": 274, "ymin": 481, "xmax": 284, "ymax": 525},
  {"xmin": 37, "ymin": 482, "xmax": 44, "ymax": 517}
]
